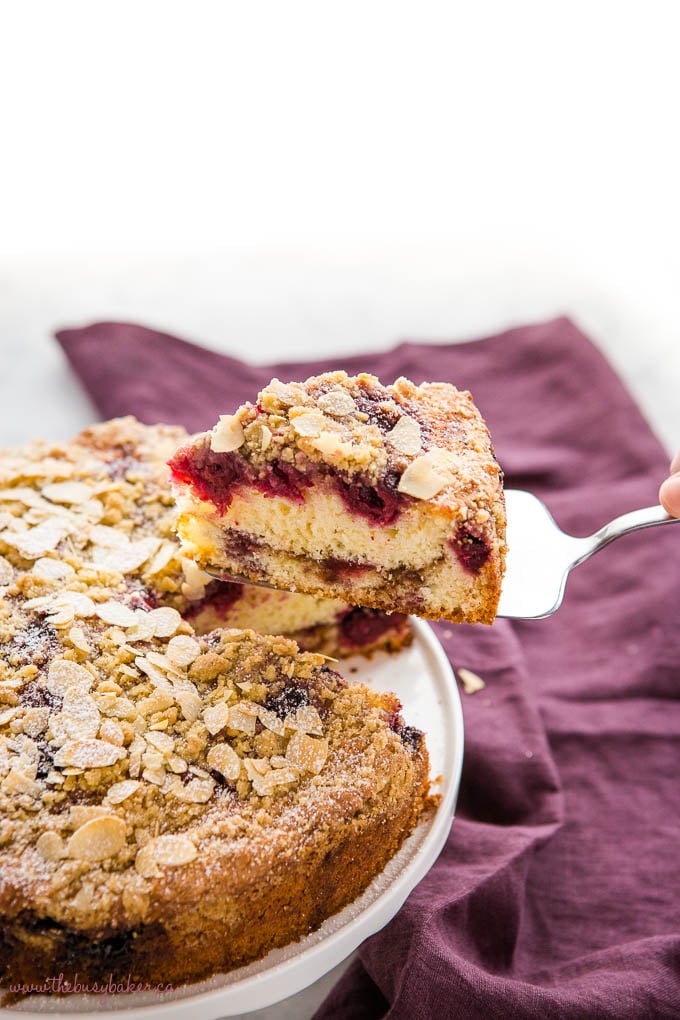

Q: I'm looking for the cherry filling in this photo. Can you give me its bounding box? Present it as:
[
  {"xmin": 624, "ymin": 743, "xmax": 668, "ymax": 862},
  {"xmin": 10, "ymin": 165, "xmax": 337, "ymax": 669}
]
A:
[
  {"xmin": 184, "ymin": 580, "xmax": 244, "ymax": 621},
  {"xmin": 171, "ymin": 444, "xmax": 270, "ymax": 512},
  {"xmin": 264, "ymin": 681, "xmax": 310, "ymax": 719},
  {"xmin": 170, "ymin": 444, "xmax": 312, "ymax": 513},
  {"xmin": 352, "ymin": 387, "xmax": 401, "ymax": 431},
  {"xmin": 338, "ymin": 607, "xmax": 408, "ymax": 649},
  {"xmin": 260, "ymin": 459, "xmax": 312, "ymax": 503},
  {"xmin": 396, "ymin": 724, "xmax": 424, "ymax": 753},
  {"xmin": 170, "ymin": 440, "xmax": 410, "ymax": 526},
  {"xmin": 126, "ymin": 580, "xmax": 158, "ymax": 611},
  {"xmin": 451, "ymin": 524, "xmax": 491, "ymax": 575},
  {"xmin": 4, "ymin": 622, "xmax": 59, "ymax": 669},
  {"xmin": 4, "ymin": 914, "xmax": 149, "ymax": 972},
  {"xmin": 384, "ymin": 701, "xmax": 424, "ymax": 753},
  {"xmin": 335, "ymin": 469, "xmax": 403, "ymax": 525},
  {"xmin": 18, "ymin": 678, "xmax": 60, "ymax": 711}
]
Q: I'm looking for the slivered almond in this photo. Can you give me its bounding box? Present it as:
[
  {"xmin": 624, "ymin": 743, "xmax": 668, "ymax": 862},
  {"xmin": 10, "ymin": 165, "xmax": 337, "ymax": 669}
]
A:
[
  {"xmin": 126, "ymin": 613, "xmax": 155, "ymax": 642},
  {"xmin": 42, "ymin": 481, "xmax": 93, "ymax": 505},
  {"xmin": 53, "ymin": 739, "xmax": 127, "ymax": 770},
  {"xmin": 243, "ymin": 757, "xmax": 270, "ymax": 778},
  {"xmin": 89, "ymin": 524, "xmax": 128, "ymax": 548},
  {"xmin": 386, "ymin": 415, "xmax": 422, "ymax": 455},
  {"xmin": 168, "ymin": 777, "xmax": 214, "ymax": 803},
  {"xmin": 260, "ymin": 424, "xmax": 273, "ymax": 451},
  {"xmin": 285, "ymin": 705, "xmax": 323, "ymax": 736},
  {"xmin": 68, "ymin": 626, "xmax": 91, "ymax": 653},
  {"xmin": 257, "ymin": 706, "xmax": 286, "ymax": 735},
  {"xmin": 206, "ymin": 742, "xmax": 241, "ymax": 781},
  {"xmin": 285, "ymin": 731, "xmax": 328, "ymax": 775},
  {"xmin": 309, "ymin": 431, "xmax": 347, "ymax": 458},
  {"xmin": 175, "ymin": 690, "xmax": 202, "ymax": 723},
  {"xmin": 146, "ymin": 607, "xmax": 182, "ymax": 638},
  {"xmin": 92, "ymin": 537, "xmax": 160, "ymax": 573},
  {"xmin": 36, "ymin": 831, "xmax": 67, "ymax": 861},
  {"xmin": 3, "ymin": 520, "xmax": 71, "ymax": 559},
  {"xmin": 135, "ymin": 656, "xmax": 174, "ymax": 692},
  {"xmin": 95, "ymin": 601, "xmax": 138, "ymax": 627},
  {"xmin": 67, "ymin": 815, "xmax": 126, "ymax": 861},
  {"xmin": 228, "ymin": 704, "xmax": 257, "ymax": 735},
  {"xmin": 317, "ymin": 390, "xmax": 357, "ymax": 417},
  {"xmin": 265, "ymin": 379, "xmax": 300, "ymax": 407},
  {"xmin": 105, "ymin": 780, "xmax": 141, "ymax": 805},
  {"xmin": 203, "ymin": 702, "xmax": 231, "ymax": 735},
  {"xmin": 47, "ymin": 659, "xmax": 94, "ymax": 697},
  {"xmin": 166, "ymin": 754, "xmax": 188, "ymax": 774},
  {"xmin": 22, "ymin": 707, "xmax": 49, "ymax": 737},
  {"xmin": 3, "ymin": 769, "xmax": 41, "ymax": 797},
  {"xmin": 57, "ymin": 591, "xmax": 96, "ymax": 617},
  {"xmin": 266, "ymin": 766, "xmax": 299, "ymax": 786},
  {"xmin": 457, "ymin": 667, "xmax": 486, "ymax": 694},
  {"xmin": 290, "ymin": 410, "xmax": 329, "ymax": 437},
  {"xmin": 397, "ymin": 450, "xmax": 454, "ymax": 499},
  {"xmin": 31, "ymin": 558, "xmax": 75, "ymax": 582},
  {"xmin": 51, "ymin": 691, "xmax": 100, "ymax": 743},
  {"xmin": 146, "ymin": 541, "xmax": 177, "ymax": 576},
  {"xmin": 210, "ymin": 415, "xmax": 245, "ymax": 453},
  {"xmin": 146, "ymin": 730, "xmax": 174, "ymax": 754},
  {"xmin": 135, "ymin": 834, "xmax": 197, "ymax": 878},
  {"xmin": 167, "ymin": 635, "xmax": 201, "ymax": 667}
]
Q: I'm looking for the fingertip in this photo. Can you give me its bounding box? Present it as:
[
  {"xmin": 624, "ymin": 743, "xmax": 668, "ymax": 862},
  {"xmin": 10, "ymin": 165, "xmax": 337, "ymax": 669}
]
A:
[{"xmin": 659, "ymin": 473, "xmax": 680, "ymax": 517}]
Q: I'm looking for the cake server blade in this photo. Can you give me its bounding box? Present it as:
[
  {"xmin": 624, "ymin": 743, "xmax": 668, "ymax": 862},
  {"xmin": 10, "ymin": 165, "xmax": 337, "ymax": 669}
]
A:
[{"xmin": 496, "ymin": 489, "xmax": 679, "ymax": 619}]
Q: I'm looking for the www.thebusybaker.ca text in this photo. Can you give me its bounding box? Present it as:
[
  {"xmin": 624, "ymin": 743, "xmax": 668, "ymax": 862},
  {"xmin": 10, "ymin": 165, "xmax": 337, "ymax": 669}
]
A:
[{"xmin": 10, "ymin": 973, "xmax": 174, "ymax": 995}]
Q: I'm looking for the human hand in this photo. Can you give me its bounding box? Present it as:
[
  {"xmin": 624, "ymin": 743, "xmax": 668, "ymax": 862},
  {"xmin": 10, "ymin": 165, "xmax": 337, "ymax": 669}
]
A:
[{"xmin": 659, "ymin": 451, "xmax": 680, "ymax": 517}]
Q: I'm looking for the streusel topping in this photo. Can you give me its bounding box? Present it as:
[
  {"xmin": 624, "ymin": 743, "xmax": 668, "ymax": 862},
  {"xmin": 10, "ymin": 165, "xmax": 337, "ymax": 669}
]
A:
[
  {"xmin": 0, "ymin": 418, "xmax": 425, "ymax": 937},
  {"xmin": 197, "ymin": 371, "xmax": 502, "ymax": 514}
]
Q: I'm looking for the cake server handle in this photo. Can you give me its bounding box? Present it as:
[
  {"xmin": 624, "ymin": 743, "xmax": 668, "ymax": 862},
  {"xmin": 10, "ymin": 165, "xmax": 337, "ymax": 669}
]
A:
[{"xmin": 497, "ymin": 491, "xmax": 680, "ymax": 620}]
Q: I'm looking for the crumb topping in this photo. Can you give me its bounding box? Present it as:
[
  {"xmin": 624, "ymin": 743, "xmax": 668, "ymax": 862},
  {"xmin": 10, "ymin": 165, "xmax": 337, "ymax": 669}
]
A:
[
  {"xmin": 197, "ymin": 371, "xmax": 503, "ymax": 519},
  {"xmin": 0, "ymin": 417, "xmax": 424, "ymax": 934}
]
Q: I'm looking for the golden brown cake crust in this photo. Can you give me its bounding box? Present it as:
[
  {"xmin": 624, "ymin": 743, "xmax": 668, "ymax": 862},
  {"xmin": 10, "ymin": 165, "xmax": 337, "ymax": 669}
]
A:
[{"xmin": 0, "ymin": 418, "xmax": 430, "ymax": 993}]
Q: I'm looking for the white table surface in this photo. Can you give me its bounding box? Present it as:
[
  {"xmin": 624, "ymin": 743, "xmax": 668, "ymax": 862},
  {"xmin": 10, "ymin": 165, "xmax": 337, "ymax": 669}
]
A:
[
  {"xmin": 0, "ymin": 249, "xmax": 678, "ymax": 1019},
  {"xmin": 0, "ymin": 248, "xmax": 678, "ymax": 452}
]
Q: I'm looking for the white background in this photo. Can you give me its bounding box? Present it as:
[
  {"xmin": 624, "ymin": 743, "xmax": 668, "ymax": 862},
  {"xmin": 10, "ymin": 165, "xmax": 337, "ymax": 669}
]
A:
[{"xmin": 1, "ymin": 2, "xmax": 679, "ymax": 1016}]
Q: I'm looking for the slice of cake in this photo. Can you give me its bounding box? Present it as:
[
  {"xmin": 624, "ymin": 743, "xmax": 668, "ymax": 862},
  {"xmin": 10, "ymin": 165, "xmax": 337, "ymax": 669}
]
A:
[
  {"xmin": 169, "ymin": 372, "xmax": 507, "ymax": 624},
  {"xmin": 0, "ymin": 425, "xmax": 430, "ymax": 991}
]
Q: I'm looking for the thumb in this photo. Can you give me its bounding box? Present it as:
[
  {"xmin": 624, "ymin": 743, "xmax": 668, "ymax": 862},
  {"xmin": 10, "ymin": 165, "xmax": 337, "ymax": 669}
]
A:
[{"xmin": 659, "ymin": 472, "xmax": 680, "ymax": 517}]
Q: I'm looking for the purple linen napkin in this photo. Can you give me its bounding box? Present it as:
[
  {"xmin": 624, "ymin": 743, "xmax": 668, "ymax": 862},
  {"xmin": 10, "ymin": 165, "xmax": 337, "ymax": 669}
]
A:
[{"xmin": 55, "ymin": 318, "xmax": 680, "ymax": 1019}]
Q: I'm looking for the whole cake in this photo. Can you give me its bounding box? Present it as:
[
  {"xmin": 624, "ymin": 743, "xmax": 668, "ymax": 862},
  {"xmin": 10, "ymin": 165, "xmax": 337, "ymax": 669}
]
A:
[
  {"xmin": 0, "ymin": 420, "xmax": 429, "ymax": 992},
  {"xmin": 169, "ymin": 372, "xmax": 507, "ymax": 624}
]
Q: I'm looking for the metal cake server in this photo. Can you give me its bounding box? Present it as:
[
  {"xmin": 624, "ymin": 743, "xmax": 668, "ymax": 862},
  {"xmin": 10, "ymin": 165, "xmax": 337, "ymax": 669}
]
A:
[{"xmin": 497, "ymin": 489, "xmax": 679, "ymax": 619}]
